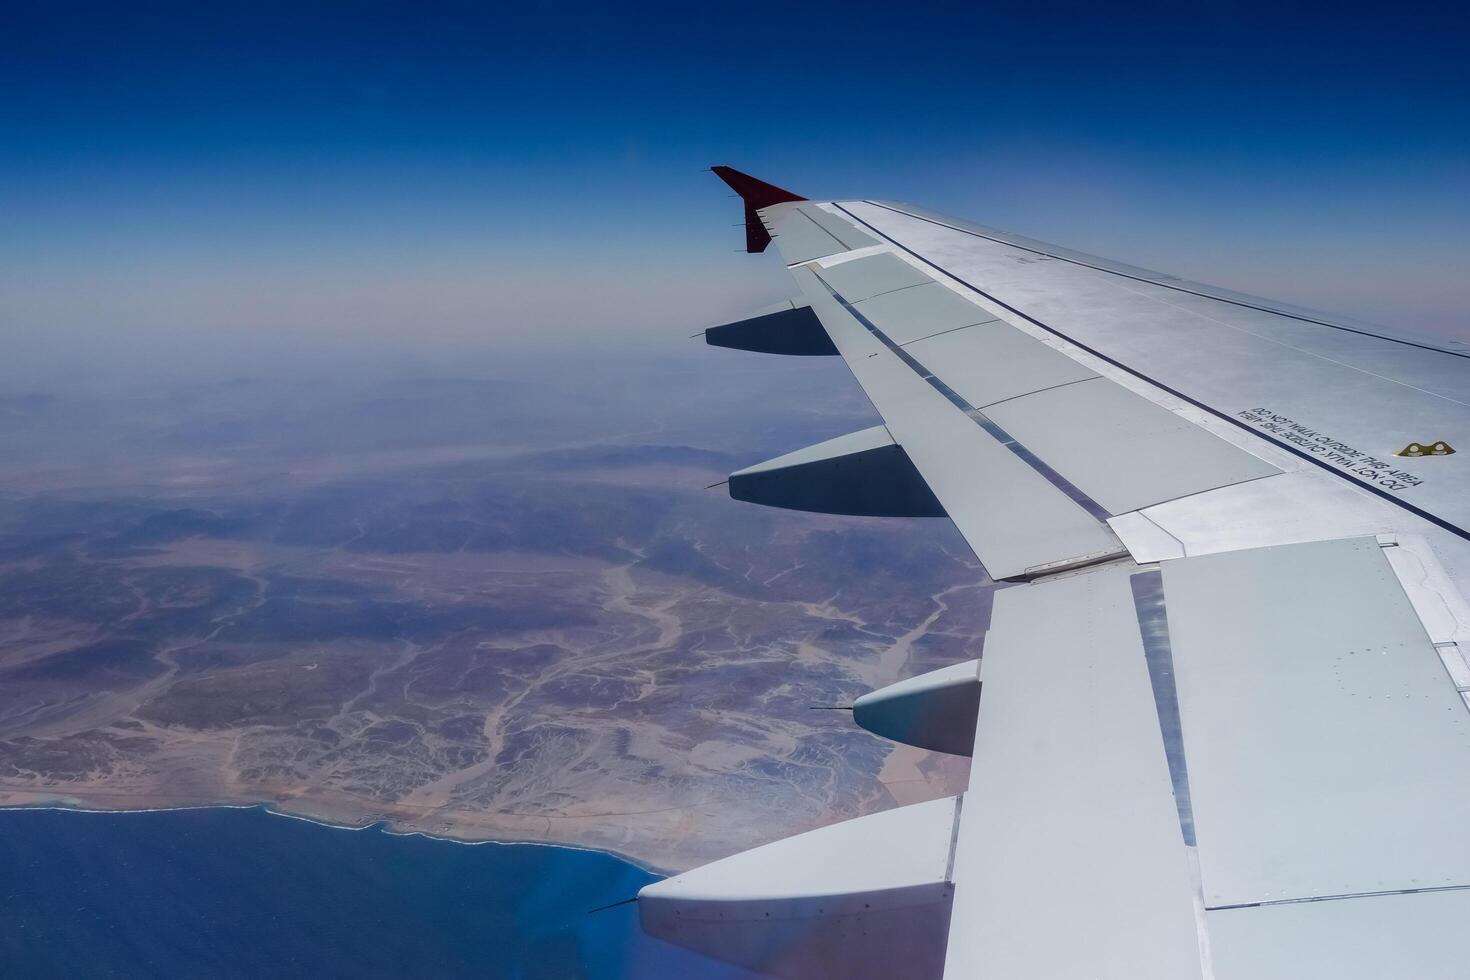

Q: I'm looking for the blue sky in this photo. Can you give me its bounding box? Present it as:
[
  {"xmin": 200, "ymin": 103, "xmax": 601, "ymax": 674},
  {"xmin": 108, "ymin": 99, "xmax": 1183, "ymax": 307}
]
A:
[{"xmin": 3, "ymin": 1, "xmax": 1468, "ymax": 388}]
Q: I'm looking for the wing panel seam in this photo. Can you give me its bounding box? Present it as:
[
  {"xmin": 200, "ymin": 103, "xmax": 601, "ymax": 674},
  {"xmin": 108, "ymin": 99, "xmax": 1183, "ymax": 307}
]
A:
[
  {"xmin": 1130, "ymin": 569, "xmax": 1196, "ymax": 845},
  {"xmin": 1208, "ymin": 881, "xmax": 1470, "ymax": 912},
  {"xmin": 898, "ymin": 317, "xmax": 1001, "ymax": 347}
]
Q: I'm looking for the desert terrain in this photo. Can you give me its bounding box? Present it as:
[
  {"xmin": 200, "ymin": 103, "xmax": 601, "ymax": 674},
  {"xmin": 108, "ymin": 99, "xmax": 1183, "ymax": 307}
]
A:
[{"xmin": 0, "ymin": 351, "xmax": 985, "ymax": 869}]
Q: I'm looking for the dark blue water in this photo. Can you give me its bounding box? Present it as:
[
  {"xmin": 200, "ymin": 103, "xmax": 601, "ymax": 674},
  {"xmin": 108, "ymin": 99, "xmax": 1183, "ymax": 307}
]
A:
[{"xmin": 0, "ymin": 806, "xmax": 752, "ymax": 979}]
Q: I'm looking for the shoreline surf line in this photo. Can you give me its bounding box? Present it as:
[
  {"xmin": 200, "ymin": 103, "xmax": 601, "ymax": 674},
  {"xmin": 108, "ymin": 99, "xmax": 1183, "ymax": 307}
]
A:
[{"xmin": 0, "ymin": 799, "xmax": 669, "ymax": 876}]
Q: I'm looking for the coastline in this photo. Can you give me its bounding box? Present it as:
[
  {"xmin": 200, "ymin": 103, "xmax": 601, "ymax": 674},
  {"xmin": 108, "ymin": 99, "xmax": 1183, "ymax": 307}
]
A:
[
  {"xmin": 0, "ymin": 797, "xmax": 709, "ymax": 979},
  {"xmin": 0, "ymin": 794, "xmax": 669, "ymax": 876}
]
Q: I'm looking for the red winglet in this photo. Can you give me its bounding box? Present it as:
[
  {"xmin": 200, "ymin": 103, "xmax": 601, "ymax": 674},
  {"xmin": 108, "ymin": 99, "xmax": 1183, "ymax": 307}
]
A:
[{"xmin": 711, "ymin": 166, "xmax": 806, "ymax": 254}]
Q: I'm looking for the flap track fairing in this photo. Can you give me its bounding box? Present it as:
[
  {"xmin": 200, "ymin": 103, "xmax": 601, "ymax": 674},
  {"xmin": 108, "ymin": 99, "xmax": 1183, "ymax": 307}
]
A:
[
  {"xmin": 853, "ymin": 659, "xmax": 982, "ymax": 757},
  {"xmin": 705, "ymin": 301, "xmax": 838, "ymax": 356},
  {"xmin": 729, "ymin": 425, "xmax": 946, "ymax": 518}
]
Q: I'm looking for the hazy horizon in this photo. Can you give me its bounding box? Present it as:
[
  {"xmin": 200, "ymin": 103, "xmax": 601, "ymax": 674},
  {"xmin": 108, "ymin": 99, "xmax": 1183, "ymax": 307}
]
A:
[{"xmin": 4, "ymin": 2, "xmax": 1468, "ymax": 395}]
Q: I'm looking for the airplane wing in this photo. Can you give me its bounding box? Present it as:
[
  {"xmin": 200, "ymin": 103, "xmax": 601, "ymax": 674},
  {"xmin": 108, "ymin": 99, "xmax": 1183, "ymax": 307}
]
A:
[{"xmin": 638, "ymin": 168, "xmax": 1470, "ymax": 979}]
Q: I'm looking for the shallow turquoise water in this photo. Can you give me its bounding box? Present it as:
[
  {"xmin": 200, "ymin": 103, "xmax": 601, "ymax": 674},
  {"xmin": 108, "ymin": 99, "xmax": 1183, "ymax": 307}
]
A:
[{"xmin": 0, "ymin": 806, "xmax": 751, "ymax": 979}]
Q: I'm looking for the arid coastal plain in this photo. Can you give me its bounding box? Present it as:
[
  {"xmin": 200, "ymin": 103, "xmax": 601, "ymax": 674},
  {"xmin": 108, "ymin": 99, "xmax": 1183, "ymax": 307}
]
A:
[{"xmin": 0, "ymin": 355, "xmax": 983, "ymax": 869}]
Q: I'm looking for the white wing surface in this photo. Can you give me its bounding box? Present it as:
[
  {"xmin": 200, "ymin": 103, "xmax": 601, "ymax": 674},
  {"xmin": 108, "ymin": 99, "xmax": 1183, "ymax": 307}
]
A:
[{"xmin": 639, "ymin": 168, "xmax": 1470, "ymax": 979}]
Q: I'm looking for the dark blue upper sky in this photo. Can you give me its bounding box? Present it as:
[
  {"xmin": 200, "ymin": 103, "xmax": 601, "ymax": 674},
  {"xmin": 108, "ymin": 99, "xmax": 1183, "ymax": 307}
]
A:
[{"xmin": 3, "ymin": 1, "xmax": 1468, "ymax": 387}]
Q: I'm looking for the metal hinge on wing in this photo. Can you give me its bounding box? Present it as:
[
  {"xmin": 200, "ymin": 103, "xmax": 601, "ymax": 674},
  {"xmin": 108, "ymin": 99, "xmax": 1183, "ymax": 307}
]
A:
[
  {"xmin": 1434, "ymin": 641, "xmax": 1470, "ymax": 701},
  {"xmin": 1015, "ymin": 546, "xmax": 1132, "ymax": 583},
  {"xmin": 1378, "ymin": 533, "xmax": 1470, "ymax": 711}
]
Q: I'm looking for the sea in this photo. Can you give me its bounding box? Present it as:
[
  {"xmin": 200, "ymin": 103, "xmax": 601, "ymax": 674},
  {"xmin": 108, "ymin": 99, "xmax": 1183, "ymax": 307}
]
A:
[{"xmin": 0, "ymin": 806, "xmax": 757, "ymax": 979}]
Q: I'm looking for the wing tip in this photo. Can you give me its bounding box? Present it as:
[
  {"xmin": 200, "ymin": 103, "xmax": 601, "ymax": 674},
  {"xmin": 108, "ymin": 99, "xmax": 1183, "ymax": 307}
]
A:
[
  {"xmin": 710, "ymin": 166, "xmax": 806, "ymax": 253},
  {"xmin": 709, "ymin": 166, "xmax": 807, "ymax": 208}
]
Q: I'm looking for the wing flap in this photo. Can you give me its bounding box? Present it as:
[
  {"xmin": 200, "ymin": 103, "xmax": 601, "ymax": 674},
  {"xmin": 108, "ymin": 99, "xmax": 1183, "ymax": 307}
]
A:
[
  {"xmin": 792, "ymin": 264, "xmax": 1125, "ymax": 580},
  {"xmin": 944, "ymin": 540, "xmax": 1470, "ymax": 978},
  {"xmin": 1164, "ymin": 536, "xmax": 1470, "ymax": 907},
  {"xmin": 944, "ymin": 562, "xmax": 1207, "ymax": 979}
]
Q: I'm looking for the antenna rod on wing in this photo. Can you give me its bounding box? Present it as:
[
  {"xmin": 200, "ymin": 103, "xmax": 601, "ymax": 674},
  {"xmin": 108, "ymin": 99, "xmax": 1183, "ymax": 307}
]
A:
[{"xmin": 587, "ymin": 895, "xmax": 639, "ymax": 914}]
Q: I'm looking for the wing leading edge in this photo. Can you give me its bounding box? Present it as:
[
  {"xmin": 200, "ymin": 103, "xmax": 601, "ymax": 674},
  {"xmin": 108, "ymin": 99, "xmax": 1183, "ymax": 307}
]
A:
[{"xmin": 647, "ymin": 168, "xmax": 1470, "ymax": 979}]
